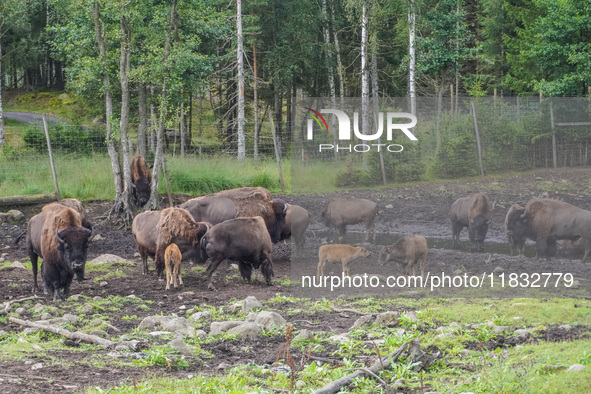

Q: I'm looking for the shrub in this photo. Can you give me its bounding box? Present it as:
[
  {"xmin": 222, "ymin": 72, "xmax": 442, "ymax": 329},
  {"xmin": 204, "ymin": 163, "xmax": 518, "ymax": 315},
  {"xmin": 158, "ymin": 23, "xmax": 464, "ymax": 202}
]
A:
[{"xmin": 23, "ymin": 122, "xmax": 105, "ymax": 155}]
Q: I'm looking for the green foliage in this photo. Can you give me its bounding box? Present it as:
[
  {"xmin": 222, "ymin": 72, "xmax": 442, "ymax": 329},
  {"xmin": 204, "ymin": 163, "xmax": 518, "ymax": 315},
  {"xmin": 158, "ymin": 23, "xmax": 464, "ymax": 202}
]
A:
[
  {"xmin": 334, "ymin": 159, "xmax": 373, "ymax": 188},
  {"xmin": 433, "ymin": 116, "xmax": 478, "ymax": 178},
  {"xmin": 22, "ymin": 122, "xmax": 105, "ymax": 155}
]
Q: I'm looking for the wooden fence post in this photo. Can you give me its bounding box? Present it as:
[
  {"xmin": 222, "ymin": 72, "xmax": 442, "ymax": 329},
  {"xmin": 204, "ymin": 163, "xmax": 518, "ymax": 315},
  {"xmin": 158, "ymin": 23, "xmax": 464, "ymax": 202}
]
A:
[
  {"xmin": 42, "ymin": 115, "xmax": 60, "ymax": 201},
  {"xmin": 470, "ymin": 101, "xmax": 485, "ymax": 177}
]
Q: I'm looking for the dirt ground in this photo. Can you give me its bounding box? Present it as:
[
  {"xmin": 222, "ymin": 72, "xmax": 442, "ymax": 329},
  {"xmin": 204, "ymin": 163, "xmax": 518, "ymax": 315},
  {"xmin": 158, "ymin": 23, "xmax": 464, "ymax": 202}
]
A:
[{"xmin": 1, "ymin": 167, "xmax": 590, "ymax": 392}]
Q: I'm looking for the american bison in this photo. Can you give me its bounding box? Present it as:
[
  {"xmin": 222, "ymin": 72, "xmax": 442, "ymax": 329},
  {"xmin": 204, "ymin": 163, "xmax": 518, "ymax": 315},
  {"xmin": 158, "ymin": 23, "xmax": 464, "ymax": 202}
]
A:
[
  {"xmin": 199, "ymin": 216, "xmax": 273, "ymax": 291},
  {"xmin": 316, "ymin": 244, "xmax": 370, "ymax": 278},
  {"xmin": 179, "ymin": 196, "xmax": 236, "ymax": 225},
  {"xmin": 321, "ymin": 198, "xmax": 378, "ymax": 242},
  {"xmin": 504, "ymin": 204, "xmax": 527, "ymax": 256},
  {"xmin": 280, "ymin": 203, "xmax": 310, "ymax": 253},
  {"xmin": 207, "ymin": 187, "xmax": 287, "ymax": 243},
  {"xmin": 131, "ymin": 155, "xmax": 152, "ymax": 207},
  {"xmin": 155, "ymin": 207, "xmax": 210, "ymax": 277},
  {"xmin": 378, "ymin": 235, "xmax": 427, "ymax": 278},
  {"xmin": 164, "ymin": 243, "xmax": 183, "ymax": 290},
  {"xmin": 450, "ymin": 193, "xmax": 492, "ymax": 252},
  {"xmin": 27, "ymin": 204, "xmax": 92, "ymax": 300},
  {"xmin": 508, "ymin": 198, "xmax": 591, "ymax": 261}
]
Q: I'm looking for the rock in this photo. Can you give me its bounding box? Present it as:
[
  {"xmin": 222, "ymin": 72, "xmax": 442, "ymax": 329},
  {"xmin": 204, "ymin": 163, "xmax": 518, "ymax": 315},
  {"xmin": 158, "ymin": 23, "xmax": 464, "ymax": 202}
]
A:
[
  {"xmin": 23, "ymin": 328, "xmax": 40, "ymax": 335},
  {"xmin": 14, "ymin": 308, "xmax": 25, "ymax": 315},
  {"xmin": 460, "ymin": 349, "xmax": 470, "ymax": 357},
  {"xmin": 393, "ymin": 378, "xmax": 405, "ymax": 389},
  {"xmin": 216, "ymin": 362, "xmax": 232, "ymax": 370},
  {"xmin": 189, "ymin": 311, "xmax": 213, "ymax": 322},
  {"xmin": 512, "ymin": 317, "xmax": 523, "ymax": 320},
  {"xmin": 93, "ymin": 296, "xmax": 102, "ymax": 300},
  {"xmin": 91, "ymin": 234, "xmax": 105, "ymax": 242},
  {"xmin": 10, "ymin": 262, "xmax": 26, "ymax": 270},
  {"xmin": 0, "ymin": 257, "xmax": 4, "ymax": 263},
  {"xmin": 493, "ymin": 326, "xmax": 510, "ymax": 334},
  {"xmin": 58, "ymin": 93, "xmax": 69, "ymax": 100},
  {"xmin": 227, "ymin": 323, "xmax": 263, "ymax": 340},
  {"xmin": 436, "ymin": 326, "xmax": 452, "ymax": 333},
  {"xmin": 493, "ymin": 266, "xmax": 504, "ymax": 274},
  {"xmin": 180, "ymin": 291, "xmax": 195, "ymax": 297},
  {"xmin": 295, "ymin": 380, "xmax": 306, "ymax": 389},
  {"xmin": 245, "ymin": 312, "xmax": 259, "ymax": 322},
  {"xmin": 33, "ymin": 304, "xmax": 44, "ymax": 314},
  {"xmin": 567, "ymin": 364, "xmax": 587, "ymax": 372},
  {"xmin": 178, "ymin": 305, "xmax": 186, "ymax": 310},
  {"xmin": 138, "ymin": 315, "xmax": 172, "ymax": 331},
  {"xmin": 161, "ymin": 317, "xmax": 196, "ymax": 338},
  {"xmin": 115, "ymin": 343, "xmax": 130, "ymax": 352},
  {"xmin": 99, "ymin": 281, "xmax": 109, "ymax": 287},
  {"xmin": 385, "ymin": 204, "xmax": 394, "ymax": 209},
  {"xmin": 375, "ymin": 311, "xmax": 399, "ymax": 326},
  {"xmin": 449, "ymin": 322, "xmax": 461, "ymax": 329},
  {"xmin": 436, "ymin": 333, "xmax": 453, "ymax": 340},
  {"xmin": 195, "ymin": 329, "xmax": 207, "ymax": 337},
  {"xmin": 31, "ymin": 363, "xmax": 43, "ymax": 371},
  {"xmin": 149, "ymin": 331, "xmax": 174, "ymax": 337},
  {"xmin": 89, "ymin": 330, "xmax": 110, "ymax": 340},
  {"xmin": 32, "ymin": 344, "xmax": 42, "ymax": 351},
  {"xmin": 453, "ymin": 269, "xmax": 463, "ymax": 275},
  {"xmin": 90, "ymin": 318, "xmax": 105, "ymax": 327},
  {"xmin": 169, "ymin": 338, "xmax": 193, "ymax": 356},
  {"xmin": 40, "ymin": 313, "xmax": 52, "ymax": 320},
  {"xmin": 404, "ymin": 311, "xmax": 419, "ymax": 321},
  {"xmin": 351, "ymin": 315, "xmax": 373, "ymax": 329},
  {"xmin": 514, "ymin": 329, "xmax": 530, "ymax": 338},
  {"xmin": 90, "ymin": 254, "xmax": 129, "ymax": 265},
  {"xmin": 254, "ymin": 311, "xmax": 286, "ymax": 330},
  {"xmin": 17, "ymin": 337, "xmax": 29, "ymax": 343},
  {"xmin": 81, "ymin": 305, "xmax": 94, "ymax": 314},
  {"xmin": 127, "ymin": 294, "xmax": 137, "ymax": 299},
  {"xmin": 395, "ymin": 329, "xmax": 406, "ymax": 337},
  {"xmin": 328, "ymin": 334, "xmax": 350, "ymax": 343},
  {"xmin": 209, "ymin": 321, "xmax": 243, "ymax": 336},
  {"xmin": 62, "ymin": 313, "xmax": 79, "ymax": 323},
  {"xmin": 69, "ymin": 295, "xmax": 81, "ymax": 301},
  {"xmin": 559, "ymin": 324, "xmax": 572, "ymax": 331},
  {"xmin": 0, "ymin": 212, "xmax": 11, "ymax": 223},
  {"xmin": 515, "ymin": 345, "xmax": 523, "ymax": 351},
  {"xmin": 294, "ymin": 329, "xmax": 315, "ymax": 341},
  {"xmin": 242, "ymin": 296, "xmax": 263, "ymax": 313}
]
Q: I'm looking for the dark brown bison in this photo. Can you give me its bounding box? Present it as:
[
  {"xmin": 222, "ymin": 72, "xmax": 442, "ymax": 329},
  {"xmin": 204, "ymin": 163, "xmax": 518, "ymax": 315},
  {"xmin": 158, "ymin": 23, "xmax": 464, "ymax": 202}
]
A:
[
  {"xmin": 450, "ymin": 193, "xmax": 492, "ymax": 252},
  {"xmin": 155, "ymin": 207, "xmax": 210, "ymax": 277},
  {"xmin": 321, "ymin": 198, "xmax": 378, "ymax": 242},
  {"xmin": 504, "ymin": 204, "xmax": 527, "ymax": 256},
  {"xmin": 179, "ymin": 196, "xmax": 236, "ymax": 225},
  {"xmin": 316, "ymin": 244, "xmax": 370, "ymax": 278},
  {"xmin": 132, "ymin": 210, "xmax": 205, "ymax": 275},
  {"xmin": 508, "ymin": 198, "xmax": 591, "ymax": 261},
  {"xmin": 280, "ymin": 203, "xmax": 310, "ymax": 253},
  {"xmin": 27, "ymin": 204, "xmax": 92, "ymax": 300},
  {"xmin": 199, "ymin": 216, "xmax": 273, "ymax": 291},
  {"xmin": 131, "ymin": 155, "xmax": 151, "ymax": 207},
  {"xmin": 207, "ymin": 187, "xmax": 287, "ymax": 243},
  {"xmin": 378, "ymin": 235, "xmax": 427, "ymax": 278}
]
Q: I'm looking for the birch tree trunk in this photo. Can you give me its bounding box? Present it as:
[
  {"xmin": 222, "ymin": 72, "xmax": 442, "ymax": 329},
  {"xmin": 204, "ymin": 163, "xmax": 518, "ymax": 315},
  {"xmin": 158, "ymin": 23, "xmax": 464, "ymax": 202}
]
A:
[
  {"xmin": 253, "ymin": 41, "xmax": 259, "ymax": 163},
  {"xmin": 372, "ymin": 51, "xmax": 387, "ymax": 185},
  {"xmin": 436, "ymin": 83, "xmax": 444, "ymax": 152},
  {"xmin": 361, "ymin": 4, "xmax": 369, "ymax": 143},
  {"xmin": 236, "ymin": 0, "xmax": 245, "ymax": 160},
  {"xmin": 149, "ymin": 85, "xmax": 156, "ymax": 152},
  {"xmin": 0, "ymin": 40, "xmax": 4, "ymax": 147},
  {"xmin": 408, "ymin": 0, "xmax": 417, "ymax": 116},
  {"xmin": 180, "ymin": 97, "xmax": 185, "ymax": 156},
  {"xmin": 137, "ymin": 83, "xmax": 148, "ymax": 157},
  {"xmin": 322, "ymin": 0, "xmax": 338, "ymax": 156},
  {"xmin": 146, "ymin": 0, "xmax": 177, "ymax": 210},
  {"xmin": 92, "ymin": 1, "xmax": 123, "ymax": 218}
]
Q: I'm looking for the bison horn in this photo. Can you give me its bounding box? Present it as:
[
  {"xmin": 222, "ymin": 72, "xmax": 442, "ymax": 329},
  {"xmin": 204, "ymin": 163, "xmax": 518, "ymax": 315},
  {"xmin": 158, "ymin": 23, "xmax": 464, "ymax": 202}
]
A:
[
  {"xmin": 283, "ymin": 203, "xmax": 287, "ymax": 213},
  {"xmin": 55, "ymin": 229, "xmax": 65, "ymax": 245},
  {"xmin": 205, "ymin": 224, "xmax": 210, "ymax": 232},
  {"xmin": 486, "ymin": 219, "xmax": 491, "ymax": 225},
  {"xmin": 520, "ymin": 211, "xmax": 527, "ymax": 219}
]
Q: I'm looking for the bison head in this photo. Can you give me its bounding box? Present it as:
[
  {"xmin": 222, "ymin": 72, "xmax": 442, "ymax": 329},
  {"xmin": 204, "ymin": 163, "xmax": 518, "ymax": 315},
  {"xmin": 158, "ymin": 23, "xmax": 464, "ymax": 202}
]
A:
[
  {"xmin": 56, "ymin": 227, "xmax": 92, "ymax": 280},
  {"xmin": 270, "ymin": 199, "xmax": 288, "ymax": 243},
  {"xmin": 132, "ymin": 178, "xmax": 151, "ymax": 207},
  {"xmin": 469, "ymin": 215, "xmax": 491, "ymax": 252}
]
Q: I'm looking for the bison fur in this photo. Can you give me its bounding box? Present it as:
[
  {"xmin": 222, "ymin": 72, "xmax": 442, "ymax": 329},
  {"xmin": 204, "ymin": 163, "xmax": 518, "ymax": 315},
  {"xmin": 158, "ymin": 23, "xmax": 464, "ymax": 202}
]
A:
[
  {"xmin": 131, "ymin": 155, "xmax": 152, "ymax": 207},
  {"xmin": 321, "ymin": 198, "xmax": 378, "ymax": 243},
  {"xmin": 450, "ymin": 193, "xmax": 492, "ymax": 252},
  {"xmin": 378, "ymin": 235, "xmax": 427, "ymax": 278}
]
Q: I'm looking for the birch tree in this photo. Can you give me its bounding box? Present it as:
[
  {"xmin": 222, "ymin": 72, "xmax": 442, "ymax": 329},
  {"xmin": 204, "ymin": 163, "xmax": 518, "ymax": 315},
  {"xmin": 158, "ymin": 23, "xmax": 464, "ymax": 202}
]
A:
[
  {"xmin": 408, "ymin": 0, "xmax": 416, "ymax": 115},
  {"xmin": 236, "ymin": 0, "xmax": 245, "ymax": 160}
]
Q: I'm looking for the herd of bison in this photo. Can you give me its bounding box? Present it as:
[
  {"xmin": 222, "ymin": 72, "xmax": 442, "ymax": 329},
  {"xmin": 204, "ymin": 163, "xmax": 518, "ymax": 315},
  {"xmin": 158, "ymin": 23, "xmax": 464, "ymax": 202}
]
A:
[{"xmin": 8, "ymin": 156, "xmax": 591, "ymax": 303}]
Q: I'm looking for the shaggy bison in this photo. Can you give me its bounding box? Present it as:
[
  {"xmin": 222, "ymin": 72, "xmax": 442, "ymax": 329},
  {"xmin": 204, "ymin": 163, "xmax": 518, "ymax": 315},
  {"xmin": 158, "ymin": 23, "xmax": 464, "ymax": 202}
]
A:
[
  {"xmin": 131, "ymin": 155, "xmax": 151, "ymax": 207},
  {"xmin": 378, "ymin": 235, "xmax": 427, "ymax": 278},
  {"xmin": 199, "ymin": 216, "xmax": 274, "ymax": 291},
  {"xmin": 179, "ymin": 196, "xmax": 236, "ymax": 225},
  {"xmin": 507, "ymin": 198, "xmax": 591, "ymax": 261},
  {"xmin": 321, "ymin": 198, "xmax": 378, "ymax": 242},
  {"xmin": 504, "ymin": 204, "xmax": 527, "ymax": 256},
  {"xmin": 280, "ymin": 203, "xmax": 310, "ymax": 253},
  {"xmin": 27, "ymin": 204, "xmax": 92, "ymax": 300},
  {"xmin": 450, "ymin": 193, "xmax": 492, "ymax": 252},
  {"xmin": 316, "ymin": 244, "xmax": 370, "ymax": 278}
]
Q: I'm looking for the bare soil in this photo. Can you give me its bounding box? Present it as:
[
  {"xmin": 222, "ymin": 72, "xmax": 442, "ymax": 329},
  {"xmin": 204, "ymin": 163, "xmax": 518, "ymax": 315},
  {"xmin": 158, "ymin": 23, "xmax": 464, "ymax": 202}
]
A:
[{"xmin": 1, "ymin": 168, "xmax": 590, "ymax": 393}]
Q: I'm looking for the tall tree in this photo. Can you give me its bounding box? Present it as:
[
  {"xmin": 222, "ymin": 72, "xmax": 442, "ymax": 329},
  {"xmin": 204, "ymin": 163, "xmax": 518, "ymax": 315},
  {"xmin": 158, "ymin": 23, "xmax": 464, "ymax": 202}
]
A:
[{"xmin": 236, "ymin": 0, "xmax": 245, "ymax": 160}]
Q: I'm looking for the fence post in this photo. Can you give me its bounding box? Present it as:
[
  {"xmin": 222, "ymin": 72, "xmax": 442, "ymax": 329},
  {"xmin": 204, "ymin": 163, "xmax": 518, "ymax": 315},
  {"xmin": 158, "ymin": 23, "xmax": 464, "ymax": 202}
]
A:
[
  {"xmin": 42, "ymin": 115, "xmax": 61, "ymax": 201},
  {"xmin": 549, "ymin": 101, "xmax": 557, "ymax": 169},
  {"xmin": 470, "ymin": 101, "xmax": 485, "ymax": 177},
  {"xmin": 268, "ymin": 112, "xmax": 285, "ymax": 193}
]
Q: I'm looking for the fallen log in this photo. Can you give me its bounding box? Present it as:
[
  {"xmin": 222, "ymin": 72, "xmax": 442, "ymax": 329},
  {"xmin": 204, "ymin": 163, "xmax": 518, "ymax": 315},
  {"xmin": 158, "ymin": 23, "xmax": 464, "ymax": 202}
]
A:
[
  {"xmin": 312, "ymin": 339, "xmax": 441, "ymax": 394},
  {"xmin": 8, "ymin": 316, "xmax": 144, "ymax": 350},
  {"xmin": 0, "ymin": 296, "xmax": 41, "ymax": 316},
  {"xmin": 0, "ymin": 193, "xmax": 57, "ymax": 207}
]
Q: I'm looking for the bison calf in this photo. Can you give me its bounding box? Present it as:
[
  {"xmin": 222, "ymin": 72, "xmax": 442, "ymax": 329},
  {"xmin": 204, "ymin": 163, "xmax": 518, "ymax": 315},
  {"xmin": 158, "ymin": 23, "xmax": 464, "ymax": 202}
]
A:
[
  {"xmin": 378, "ymin": 235, "xmax": 427, "ymax": 278},
  {"xmin": 316, "ymin": 244, "xmax": 370, "ymax": 278},
  {"xmin": 165, "ymin": 243, "xmax": 183, "ymax": 290}
]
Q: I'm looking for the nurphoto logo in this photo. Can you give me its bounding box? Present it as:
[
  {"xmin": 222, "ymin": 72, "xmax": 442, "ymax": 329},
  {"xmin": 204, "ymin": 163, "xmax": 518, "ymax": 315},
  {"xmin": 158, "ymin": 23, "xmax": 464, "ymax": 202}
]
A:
[{"xmin": 304, "ymin": 106, "xmax": 418, "ymax": 153}]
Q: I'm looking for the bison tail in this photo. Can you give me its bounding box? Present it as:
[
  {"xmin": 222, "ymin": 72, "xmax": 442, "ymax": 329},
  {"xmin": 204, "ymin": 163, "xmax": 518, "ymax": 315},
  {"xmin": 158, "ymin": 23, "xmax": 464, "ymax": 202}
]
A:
[
  {"xmin": 198, "ymin": 234, "xmax": 209, "ymax": 263},
  {"xmin": 14, "ymin": 230, "xmax": 27, "ymax": 245}
]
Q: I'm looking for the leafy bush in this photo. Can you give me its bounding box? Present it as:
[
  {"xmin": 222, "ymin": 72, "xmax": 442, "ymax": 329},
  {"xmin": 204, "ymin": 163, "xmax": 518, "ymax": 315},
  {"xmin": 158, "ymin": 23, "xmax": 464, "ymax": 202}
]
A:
[
  {"xmin": 335, "ymin": 159, "xmax": 373, "ymax": 187},
  {"xmin": 23, "ymin": 122, "xmax": 105, "ymax": 155}
]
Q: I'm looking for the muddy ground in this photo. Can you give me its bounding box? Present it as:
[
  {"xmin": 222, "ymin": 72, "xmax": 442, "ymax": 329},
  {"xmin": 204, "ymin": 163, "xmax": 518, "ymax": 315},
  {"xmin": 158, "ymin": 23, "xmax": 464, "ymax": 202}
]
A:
[{"xmin": 1, "ymin": 167, "xmax": 590, "ymax": 392}]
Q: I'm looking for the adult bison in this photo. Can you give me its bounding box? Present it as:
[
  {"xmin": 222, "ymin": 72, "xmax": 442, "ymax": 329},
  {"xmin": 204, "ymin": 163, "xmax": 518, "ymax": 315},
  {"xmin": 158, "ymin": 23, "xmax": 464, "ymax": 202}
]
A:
[
  {"xmin": 450, "ymin": 193, "xmax": 492, "ymax": 252},
  {"xmin": 280, "ymin": 203, "xmax": 310, "ymax": 253},
  {"xmin": 131, "ymin": 155, "xmax": 151, "ymax": 207},
  {"xmin": 199, "ymin": 216, "xmax": 273, "ymax": 291},
  {"xmin": 504, "ymin": 204, "xmax": 528, "ymax": 256},
  {"xmin": 27, "ymin": 204, "xmax": 92, "ymax": 300},
  {"xmin": 321, "ymin": 198, "xmax": 378, "ymax": 242},
  {"xmin": 378, "ymin": 235, "xmax": 427, "ymax": 278},
  {"xmin": 179, "ymin": 196, "xmax": 236, "ymax": 225},
  {"xmin": 205, "ymin": 187, "xmax": 287, "ymax": 243},
  {"xmin": 508, "ymin": 198, "xmax": 591, "ymax": 262},
  {"xmin": 155, "ymin": 207, "xmax": 210, "ymax": 277}
]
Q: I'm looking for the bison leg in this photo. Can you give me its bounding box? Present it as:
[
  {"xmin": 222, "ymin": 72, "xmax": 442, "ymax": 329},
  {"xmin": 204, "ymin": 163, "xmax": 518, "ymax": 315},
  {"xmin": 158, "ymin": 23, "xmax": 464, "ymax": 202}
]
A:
[
  {"xmin": 175, "ymin": 262, "xmax": 183, "ymax": 287},
  {"xmin": 238, "ymin": 262, "xmax": 253, "ymax": 282},
  {"xmin": 451, "ymin": 221, "xmax": 463, "ymax": 248},
  {"xmin": 155, "ymin": 246, "xmax": 166, "ymax": 279},
  {"xmin": 365, "ymin": 222, "xmax": 375, "ymax": 243},
  {"xmin": 337, "ymin": 225, "xmax": 346, "ymax": 242},
  {"xmin": 206, "ymin": 258, "xmax": 226, "ymax": 291},
  {"xmin": 261, "ymin": 252, "xmax": 274, "ymax": 285},
  {"xmin": 582, "ymin": 239, "xmax": 591, "ymax": 263},
  {"xmin": 317, "ymin": 259, "xmax": 326, "ymax": 280},
  {"xmin": 535, "ymin": 235, "xmax": 548, "ymax": 259},
  {"xmin": 30, "ymin": 253, "xmax": 39, "ymax": 293}
]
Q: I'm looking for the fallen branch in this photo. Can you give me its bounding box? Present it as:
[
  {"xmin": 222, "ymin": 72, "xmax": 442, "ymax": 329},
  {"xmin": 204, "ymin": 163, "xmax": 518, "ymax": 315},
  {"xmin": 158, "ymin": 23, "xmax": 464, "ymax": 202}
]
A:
[
  {"xmin": 329, "ymin": 306, "xmax": 378, "ymax": 316},
  {"xmin": 0, "ymin": 372, "xmax": 63, "ymax": 382},
  {"xmin": 563, "ymin": 294, "xmax": 591, "ymax": 300},
  {"xmin": 0, "ymin": 296, "xmax": 41, "ymax": 316},
  {"xmin": 8, "ymin": 316, "xmax": 143, "ymax": 350}
]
